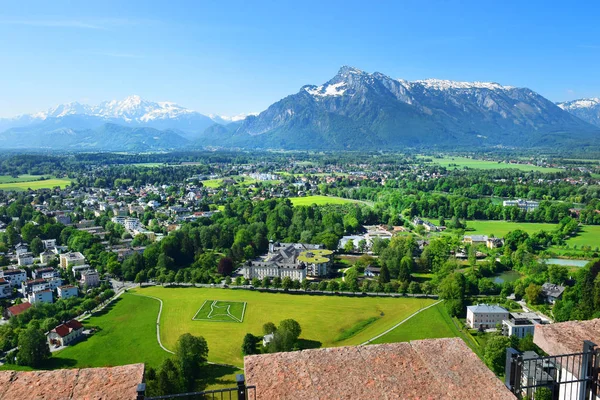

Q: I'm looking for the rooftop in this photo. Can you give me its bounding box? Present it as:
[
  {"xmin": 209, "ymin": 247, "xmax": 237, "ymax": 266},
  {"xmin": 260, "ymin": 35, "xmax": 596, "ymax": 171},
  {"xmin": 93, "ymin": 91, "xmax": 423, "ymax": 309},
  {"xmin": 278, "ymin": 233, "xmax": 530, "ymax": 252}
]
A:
[
  {"xmin": 7, "ymin": 302, "xmax": 32, "ymax": 316},
  {"xmin": 467, "ymin": 304, "xmax": 508, "ymax": 313},
  {"xmin": 534, "ymin": 318, "xmax": 600, "ymax": 357},
  {"xmin": 0, "ymin": 363, "xmax": 144, "ymax": 399},
  {"xmin": 245, "ymin": 338, "xmax": 515, "ymax": 399}
]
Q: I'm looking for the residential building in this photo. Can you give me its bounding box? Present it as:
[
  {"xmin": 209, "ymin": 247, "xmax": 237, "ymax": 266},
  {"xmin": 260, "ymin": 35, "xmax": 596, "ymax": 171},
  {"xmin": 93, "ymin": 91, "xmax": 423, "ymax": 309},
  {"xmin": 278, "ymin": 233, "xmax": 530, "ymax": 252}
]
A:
[
  {"xmin": 39, "ymin": 249, "xmax": 57, "ymax": 263},
  {"xmin": 0, "ymin": 278, "xmax": 12, "ymax": 298},
  {"xmin": 42, "ymin": 239, "xmax": 57, "ymax": 249},
  {"xmin": 32, "ymin": 267, "xmax": 59, "ymax": 280},
  {"xmin": 81, "ymin": 270, "xmax": 100, "ymax": 287},
  {"xmin": 413, "ymin": 217, "xmax": 442, "ymax": 232},
  {"xmin": 14, "ymin": 243, "xmax": 29, "ymax": 256},
  {"xmin": 262, "ymin": 333, "xmax": 274, "ymax": 347},
  {"xmin": 57, "ymin": 285, "xmax": 79, "ymax": 299},
  {"xmin": 503, "ymin": 199, "xmax": 540, "ymax": 212},
  {"xmin": 22, "ymin": 279, "xmax": 49, "ymax": 294},
  {"xmin": 60, "ymin": 252, "xmax": 86, "ymax": 268},
  {"xmin": 240, "ymin": 242, "xmax": 332, "ymax": 281},
  {"xmin": 47, "ymin": 319, "xmax": 84, "ymax": 346},
  {"xmin": 502, "ymin": 312, "xmax": 543, "ymax": 338},
  {"xmin": 486, "ymin": 237, "xmax": 504, "ymax": 249},
  {"xmin": 466, "ymin": 304, "xmax": 509, "ymax": 329},
  {"xmin": 244, "ymin": 338, "xmax": 515, "ymax": 399},
  {"xmin": 72, "ymin": 264, "xmax": 93, "ymax": 277},
  {"xmin": 17, "ymin": 252, "xmax": 34, "ymax": 266},
  {"xmin": 1, "ymin": 269, "xmax": 27, "ymax": 288},
  {"xmin": 463, "ymin": 235, "xmax": 488, "ymax": 246},
  {"xmin": 4, "ymin": 302, "xmax": 32, "ymax": 318},
  {"xmin": 541, "ymin": 283, "xmax": 565, "ymax": 304},
  {"xmin": 364, "ymin": 265, "xmax": 381, "ymax": 277},
  {"xmin": 55, "ymin": 215, "xmax": 72, "ymax": 225},
  {"xmin": 28, "ymin": 289, "xmax": 53, "ymax": 304}
]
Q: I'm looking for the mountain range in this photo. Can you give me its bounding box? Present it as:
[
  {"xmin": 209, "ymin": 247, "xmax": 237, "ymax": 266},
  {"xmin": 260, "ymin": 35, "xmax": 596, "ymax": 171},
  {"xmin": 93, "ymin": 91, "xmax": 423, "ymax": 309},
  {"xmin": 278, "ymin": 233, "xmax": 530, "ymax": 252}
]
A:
[{"xmin": 1, "ymin": 67, "xmax": 600, "ymax": 151}]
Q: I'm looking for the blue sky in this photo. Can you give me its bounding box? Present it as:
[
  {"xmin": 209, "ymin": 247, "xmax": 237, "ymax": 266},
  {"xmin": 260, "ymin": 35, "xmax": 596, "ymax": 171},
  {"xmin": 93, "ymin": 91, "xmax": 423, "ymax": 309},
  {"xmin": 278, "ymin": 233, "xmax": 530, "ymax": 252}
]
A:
[{"xmin": 1, "ymin": 0, "xmax": 599, "ymax": 117}]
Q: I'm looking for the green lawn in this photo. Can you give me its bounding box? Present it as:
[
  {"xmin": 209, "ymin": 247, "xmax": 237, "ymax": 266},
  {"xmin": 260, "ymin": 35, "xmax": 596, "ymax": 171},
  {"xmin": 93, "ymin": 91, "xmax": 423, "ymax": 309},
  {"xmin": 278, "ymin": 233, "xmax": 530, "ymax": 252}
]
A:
[
  {"xmin": 288, "ymin": 195, "xmax": 364, "ymax": 206},
  {"xmin": 465, "ymin": 220, "xmax": 558, "ymax": 237},
  {"xmin": 0, "ymin": 175, "xmax": 72, "ymax": 191},
  {"xmin": 370, "ymin": 303, "xmax": 460, "ymax": 344},
  {"xmin": 422, "ymin": 156, "xmax": 562, "ymax": 173},
  {"xmin": 201, "ymin": 176, "xmax": 272, "ymax": 188},
  {"xmin": 563, "ymin": 225, "xmax": 600, "ymax": 248},
  {"xmin": 135, "ymin": 286, "xmax": 436, "ymax": 366}
]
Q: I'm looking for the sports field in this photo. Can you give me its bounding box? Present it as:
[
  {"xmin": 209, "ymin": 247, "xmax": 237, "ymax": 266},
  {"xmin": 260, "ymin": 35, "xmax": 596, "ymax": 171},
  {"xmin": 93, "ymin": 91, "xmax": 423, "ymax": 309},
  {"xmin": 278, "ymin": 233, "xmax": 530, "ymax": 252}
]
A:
[
  {"xmin": 422, "ymin": 156, "xmax": 562, "ymax": 173},
  {"xmin": 134, "ymin": 287, "xmax": 436, "ymax": 366},
  {"xmin": 289, "ymin": 195, "xmax": 363, "ymax": 206},
  {"xmin": 0, "ymin": 175, "xmax": 72, "ymax": 191}
]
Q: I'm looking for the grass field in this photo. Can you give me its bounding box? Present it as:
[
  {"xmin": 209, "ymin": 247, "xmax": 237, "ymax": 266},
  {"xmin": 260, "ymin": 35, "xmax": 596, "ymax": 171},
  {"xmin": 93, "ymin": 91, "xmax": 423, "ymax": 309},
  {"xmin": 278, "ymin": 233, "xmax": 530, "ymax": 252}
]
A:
[
  {"xmin": 0, "ymin": 176, "xmax": 72, "ymax": 191},
  {"xmin": 371, "ymin": 303, "xmax": 460, "ymax": 344},
  {"xmin": 201, "ymin": 176, "xmax": 271, "ymax": 188},
  {"xmin": 288, "ymin": 195, "xmax": 364, "ymax": 206},
  {"xmin": 422, "ymin": 156, "xmax": 562, "ymax": 173},
  {"xmin": 192, "ymin": 300, "xmax": 247, "ymax": 322},
  {"xmin": 134, "ymin": 286, "xmax": 436, "ymax": 366},
  {"xmin": 465, "ymin": 220, "xmax": 558, "ymax": 237}
]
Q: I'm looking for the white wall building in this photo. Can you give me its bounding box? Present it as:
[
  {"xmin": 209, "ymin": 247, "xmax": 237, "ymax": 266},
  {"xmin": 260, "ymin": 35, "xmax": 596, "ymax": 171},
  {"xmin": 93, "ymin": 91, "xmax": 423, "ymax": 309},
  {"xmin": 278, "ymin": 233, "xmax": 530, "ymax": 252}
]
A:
[
  {"xmin": 1, "ymin": 269, "xmax": 27, "ymax": 288},
  {"xmin": 57, "ymin": 285, "xmax": 79, "ymax": 299},
  {"xmin": 466, "ymin": 304, "xmax": 509, "ymax": 329},
  {"xmin": 28, "ymin": 289, "xmax": 53, "ymax": 304}
]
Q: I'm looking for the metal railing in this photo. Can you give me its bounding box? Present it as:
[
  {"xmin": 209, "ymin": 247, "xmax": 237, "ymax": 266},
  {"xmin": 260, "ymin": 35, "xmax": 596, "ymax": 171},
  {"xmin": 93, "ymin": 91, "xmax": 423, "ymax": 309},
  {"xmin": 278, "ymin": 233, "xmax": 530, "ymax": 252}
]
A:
[
  {"xmin": 505, "ymin": 341, "xmax": 600, "ymax": 399},
  {"xmin": 139, "ymin": 374, "xmax": 256, "ymax": 400}
]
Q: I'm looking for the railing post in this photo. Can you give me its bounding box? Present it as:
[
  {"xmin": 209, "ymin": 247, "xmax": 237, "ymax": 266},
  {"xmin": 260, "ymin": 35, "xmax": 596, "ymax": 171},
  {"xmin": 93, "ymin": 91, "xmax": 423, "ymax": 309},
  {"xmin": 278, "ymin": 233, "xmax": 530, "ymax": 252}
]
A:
[
  {"xmin": 236, "ymin": 373, "xmax": 247, "ymax": 400},
  {"xmin": 581, "ymin": 341, "xmax": 597, "ymax": 400},
  {"xmin": 505, "ymin": 347, "xmax": 521, "ymax": 394},
  {"xmin": 136, "ymin": 383, "xmax": 146, "ymax": 400}
]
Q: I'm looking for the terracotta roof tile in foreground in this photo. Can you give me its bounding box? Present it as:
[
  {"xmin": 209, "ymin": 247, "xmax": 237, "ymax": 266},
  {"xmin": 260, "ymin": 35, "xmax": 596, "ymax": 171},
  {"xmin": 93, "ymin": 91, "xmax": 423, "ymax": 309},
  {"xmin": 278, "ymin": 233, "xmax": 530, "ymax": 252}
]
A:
[
  {"xmin": 0, "ymin": 363, "xmax": 144, "ymax": 400},
  {"xmin": 244, "ymin": 337, "xmax": 515, "ymax": 400},
  {"xmin": 534, "ymin": 318, "xmax": 600, "ymax": 356}
]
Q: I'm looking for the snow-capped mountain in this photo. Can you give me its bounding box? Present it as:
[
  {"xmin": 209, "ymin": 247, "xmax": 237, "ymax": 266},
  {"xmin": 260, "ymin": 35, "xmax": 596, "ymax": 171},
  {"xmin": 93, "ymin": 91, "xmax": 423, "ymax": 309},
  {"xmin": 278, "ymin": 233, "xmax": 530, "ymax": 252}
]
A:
[
  {"xmin": 557, "ymin": 98, "xmax": 600, "ymax": 127},
  {"xmin": 209, "ymin": 113, "xmax": 259, "ymax": 124},
  {"xmin": 0, "ymin": 95, "xmax": 219, "ymax": 140},
  {"xmin": 209, "ymin": 66, "xmax": 599, "ymax": 149}
]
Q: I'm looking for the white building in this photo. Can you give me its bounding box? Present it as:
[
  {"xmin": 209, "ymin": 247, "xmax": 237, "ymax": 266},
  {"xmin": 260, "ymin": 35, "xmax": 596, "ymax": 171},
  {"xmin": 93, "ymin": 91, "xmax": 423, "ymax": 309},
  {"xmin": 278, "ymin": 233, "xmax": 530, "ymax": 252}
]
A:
[
  {"xmin": 57, "ymin": 285, "xmax": 79, "ymax": 299},
  {"xmin": 502, "ymin": 312, "xmax": 543, "ymax": 338},
  {"xmin": 42, "ymin": 239, "xmax": 57, "ymax": 249},
  {"xmin": 28, "ymin": 289, "xmax": 53, "ymax": 304},
  {"xmin": 33, "ymin": 267, "xmax": 59, "ymax": 280},
  {"xmin": 1, "ymin": 269, "xmax": 27, "ymax": 288},
  {"xmin": 502, "ymin": 199, "xmax": 540, "ymax": 212},
  {"xmin": 17, "ymin": 252, "xmax": 34, "ymax": 266},
  {"xmin": 81, "ymin": 270, "xmax": 100, "ymax": 287},
  {"xmin": 466, "ymin": 304, "xmax": 509, "ymax": 329},
  {"xmin": 0, "ymin": 278, "xmax": 12, "ymax": 298},
  {"xmin": 59, "ymin": 252, "xmax": 86, "ymax": 269},
  {"xmin": 47, "ymin": 320, "xmax": 84, "ymax": 346}
]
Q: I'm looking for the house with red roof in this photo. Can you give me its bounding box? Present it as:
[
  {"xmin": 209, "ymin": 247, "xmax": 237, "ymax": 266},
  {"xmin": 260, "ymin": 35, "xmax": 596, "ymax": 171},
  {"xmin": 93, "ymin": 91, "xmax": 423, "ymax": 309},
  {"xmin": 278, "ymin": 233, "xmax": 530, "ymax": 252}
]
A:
[
  {"xmin": 47, "ymin": 319, "xmax": 84, "ymax": 346},
  {"xmin": 4, "ymin": 302, "xmax": 32, "ymax": 319}
]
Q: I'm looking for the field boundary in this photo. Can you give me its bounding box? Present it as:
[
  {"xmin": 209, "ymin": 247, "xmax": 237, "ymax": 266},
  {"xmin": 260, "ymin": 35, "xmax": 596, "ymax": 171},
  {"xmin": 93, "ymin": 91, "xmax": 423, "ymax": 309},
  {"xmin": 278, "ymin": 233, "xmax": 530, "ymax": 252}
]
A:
[
  {"xmin": 130, "ymin": 293, "xmax": 175, "ymax": 354},
  {"xmin": 360, "ymin": 300, "xmax": 443, "ymax": 345},
  {"xmin": 192, "ymin": 300, "xmax": 247, "ymax": 323}
]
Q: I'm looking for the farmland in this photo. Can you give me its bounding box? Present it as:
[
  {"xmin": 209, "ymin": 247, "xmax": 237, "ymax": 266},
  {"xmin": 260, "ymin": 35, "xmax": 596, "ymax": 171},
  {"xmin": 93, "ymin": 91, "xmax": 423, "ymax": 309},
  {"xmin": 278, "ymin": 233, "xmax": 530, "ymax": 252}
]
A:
[
  {"xmin": 422, "ymin": 156, "xmax": 562, "ymax": 173},
  {"xmin": 464, "ymin": 220, "xmax": 558, "ymax": 237},
  {"xmin": 0, "ymin": 175, "xmax": 72, "ymax": 191}
]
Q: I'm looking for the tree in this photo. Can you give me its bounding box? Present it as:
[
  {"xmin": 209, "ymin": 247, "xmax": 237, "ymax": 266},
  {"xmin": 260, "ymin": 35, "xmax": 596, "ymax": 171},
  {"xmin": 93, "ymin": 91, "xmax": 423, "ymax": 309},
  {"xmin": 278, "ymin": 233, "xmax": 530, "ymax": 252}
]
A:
[
  {"xmin": 272, "ymin": 277, "xmax": 282, "ymax": 289},
  {"xmin": 343, "ymin": 239, "xmax": 355, "ymax": 253},
  {"xmin": 525, "ymin": 283, "xmax": 543, "ymax": 305},
  {"xmin": 263, "ymin": 322, "xmax": 277, "ymax": 335},
  {"xmin": 155, "ymin": 358, "xmax": 182, "ymax": 396},
  {"xmin": 548, "ymin": 264, "xmax": 569, "ymax": 285},
  {"xmin": 174, "ymin": 333, "xmax": 209, "ymax": 390},
  {"xmin": 17, "ymin": 325, "xmax": 50, "ymax": 367},
  {"xmin": 30, "ymin": 237, "xmax": 44, "ymax": 256},
  {"xmin": 483, "ymin": 335, "xmax": 511, "ymax": 375},
  {"xmin": 278, "ymin": 319, "xmax": 301, "ymax": 340},
  {"xmin": 242, "ymin": 333, "xmax": 258, "ymax": 355},
  {"xmin": 217, "ymin": 257, "xmax": 234, "ymax": 276},
  {"xmin": 327, "ymin": 280, "xmax": 339, "ymax": 293},
  {"xmin": 379, "ymin": 265, "xmax": 391, "ymax": 284},
  {"xmin": 438, "ymin": 273, "xmax": 466, "ymax": 317},
  {"xmin": 408, "ymin": 281, "xmax": 421, "ymax": 294},
  {"xmin": 282, "ymin": 276, "xmax": 293, "ymax": 291},
  {"xmin": 399, "ymin": 256, "xmax": 413, "ymax": 282}
]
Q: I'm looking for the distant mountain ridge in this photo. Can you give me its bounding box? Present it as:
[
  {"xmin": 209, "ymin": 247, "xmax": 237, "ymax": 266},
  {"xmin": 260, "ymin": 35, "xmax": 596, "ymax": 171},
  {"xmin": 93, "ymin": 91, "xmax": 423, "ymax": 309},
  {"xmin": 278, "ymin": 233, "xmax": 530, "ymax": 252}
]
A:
[
  {"xmin": 557, "ymin": 98, "xmax": 600, "ymax": 128},
  {"xmin": 208, "ymin": 66, "xmax": 599, "ymax": 150},
  {"xmin": 1, "ymin": 67, "xmax": 600, "ymax": 151}
]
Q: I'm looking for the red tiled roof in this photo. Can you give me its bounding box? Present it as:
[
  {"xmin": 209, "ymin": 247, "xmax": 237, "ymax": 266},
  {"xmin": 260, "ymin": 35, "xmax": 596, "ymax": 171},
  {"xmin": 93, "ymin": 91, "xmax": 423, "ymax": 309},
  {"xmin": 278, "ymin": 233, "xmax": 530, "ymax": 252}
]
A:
[
  {"xmin": 54, "ymin": 324, "xmax": 70, "ymax": 337},
  {"xmin": 0, "ymin": 363, "xmax": 144, "ymax": 399},
  {"xmin": 0, "ymin": 278, "xmax": 7, "ymax": 284},
  {"xmin": 66, "ymin": 319, "xmax": 83, "ymax": 330},
  {"xmin": 244, "ymin": 338, "xmax": 515, "ymax": 400},
  {"xmin": 7, "ymin": 302, "xmax": 32, "ymax": 316}
]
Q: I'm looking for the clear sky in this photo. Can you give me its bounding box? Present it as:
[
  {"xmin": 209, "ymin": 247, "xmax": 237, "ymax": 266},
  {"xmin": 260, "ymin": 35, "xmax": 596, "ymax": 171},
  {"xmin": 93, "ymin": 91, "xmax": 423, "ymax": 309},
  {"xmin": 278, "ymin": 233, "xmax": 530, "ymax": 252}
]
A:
[{"xmin": 1, "ymin": 0, "xmax": 599, "ymax": 117}]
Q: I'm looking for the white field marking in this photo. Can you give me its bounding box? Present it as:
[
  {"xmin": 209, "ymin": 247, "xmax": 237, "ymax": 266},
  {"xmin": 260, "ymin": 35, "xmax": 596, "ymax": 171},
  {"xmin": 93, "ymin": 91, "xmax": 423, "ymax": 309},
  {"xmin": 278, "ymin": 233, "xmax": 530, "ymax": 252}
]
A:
[
  {"xmin": 192, "ymin": 299, "xmax": 209, "ymax": 320},
  {"xmin": 360, "ymin": 300, "xmax": 443, "ymax": 345},
  {"xmin": 130, "ymin": 293, "xmax": 174, "ymax": 354}
]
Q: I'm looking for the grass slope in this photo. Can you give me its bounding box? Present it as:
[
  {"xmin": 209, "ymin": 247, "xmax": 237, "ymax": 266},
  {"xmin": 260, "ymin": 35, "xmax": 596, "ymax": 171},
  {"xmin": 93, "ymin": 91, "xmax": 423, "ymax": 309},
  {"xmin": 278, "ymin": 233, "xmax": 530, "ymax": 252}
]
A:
[
  {"xmin": 370, "ymin": 302, "xmax": 460, "ymax": 344},
  {"xmin": 564, "ymin": 225, "xmax": 600, "ymax": 248},
  {"xmin": 0, "ymin": 175, "xmax": 72, "ymax": 191},
  {"xmin": 465, "ymin": 220, "xmax": 558, "ymax": 237},
  {"xmin": 135, "ymin": 286, "xmax": 436, "ymax": 366}
]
